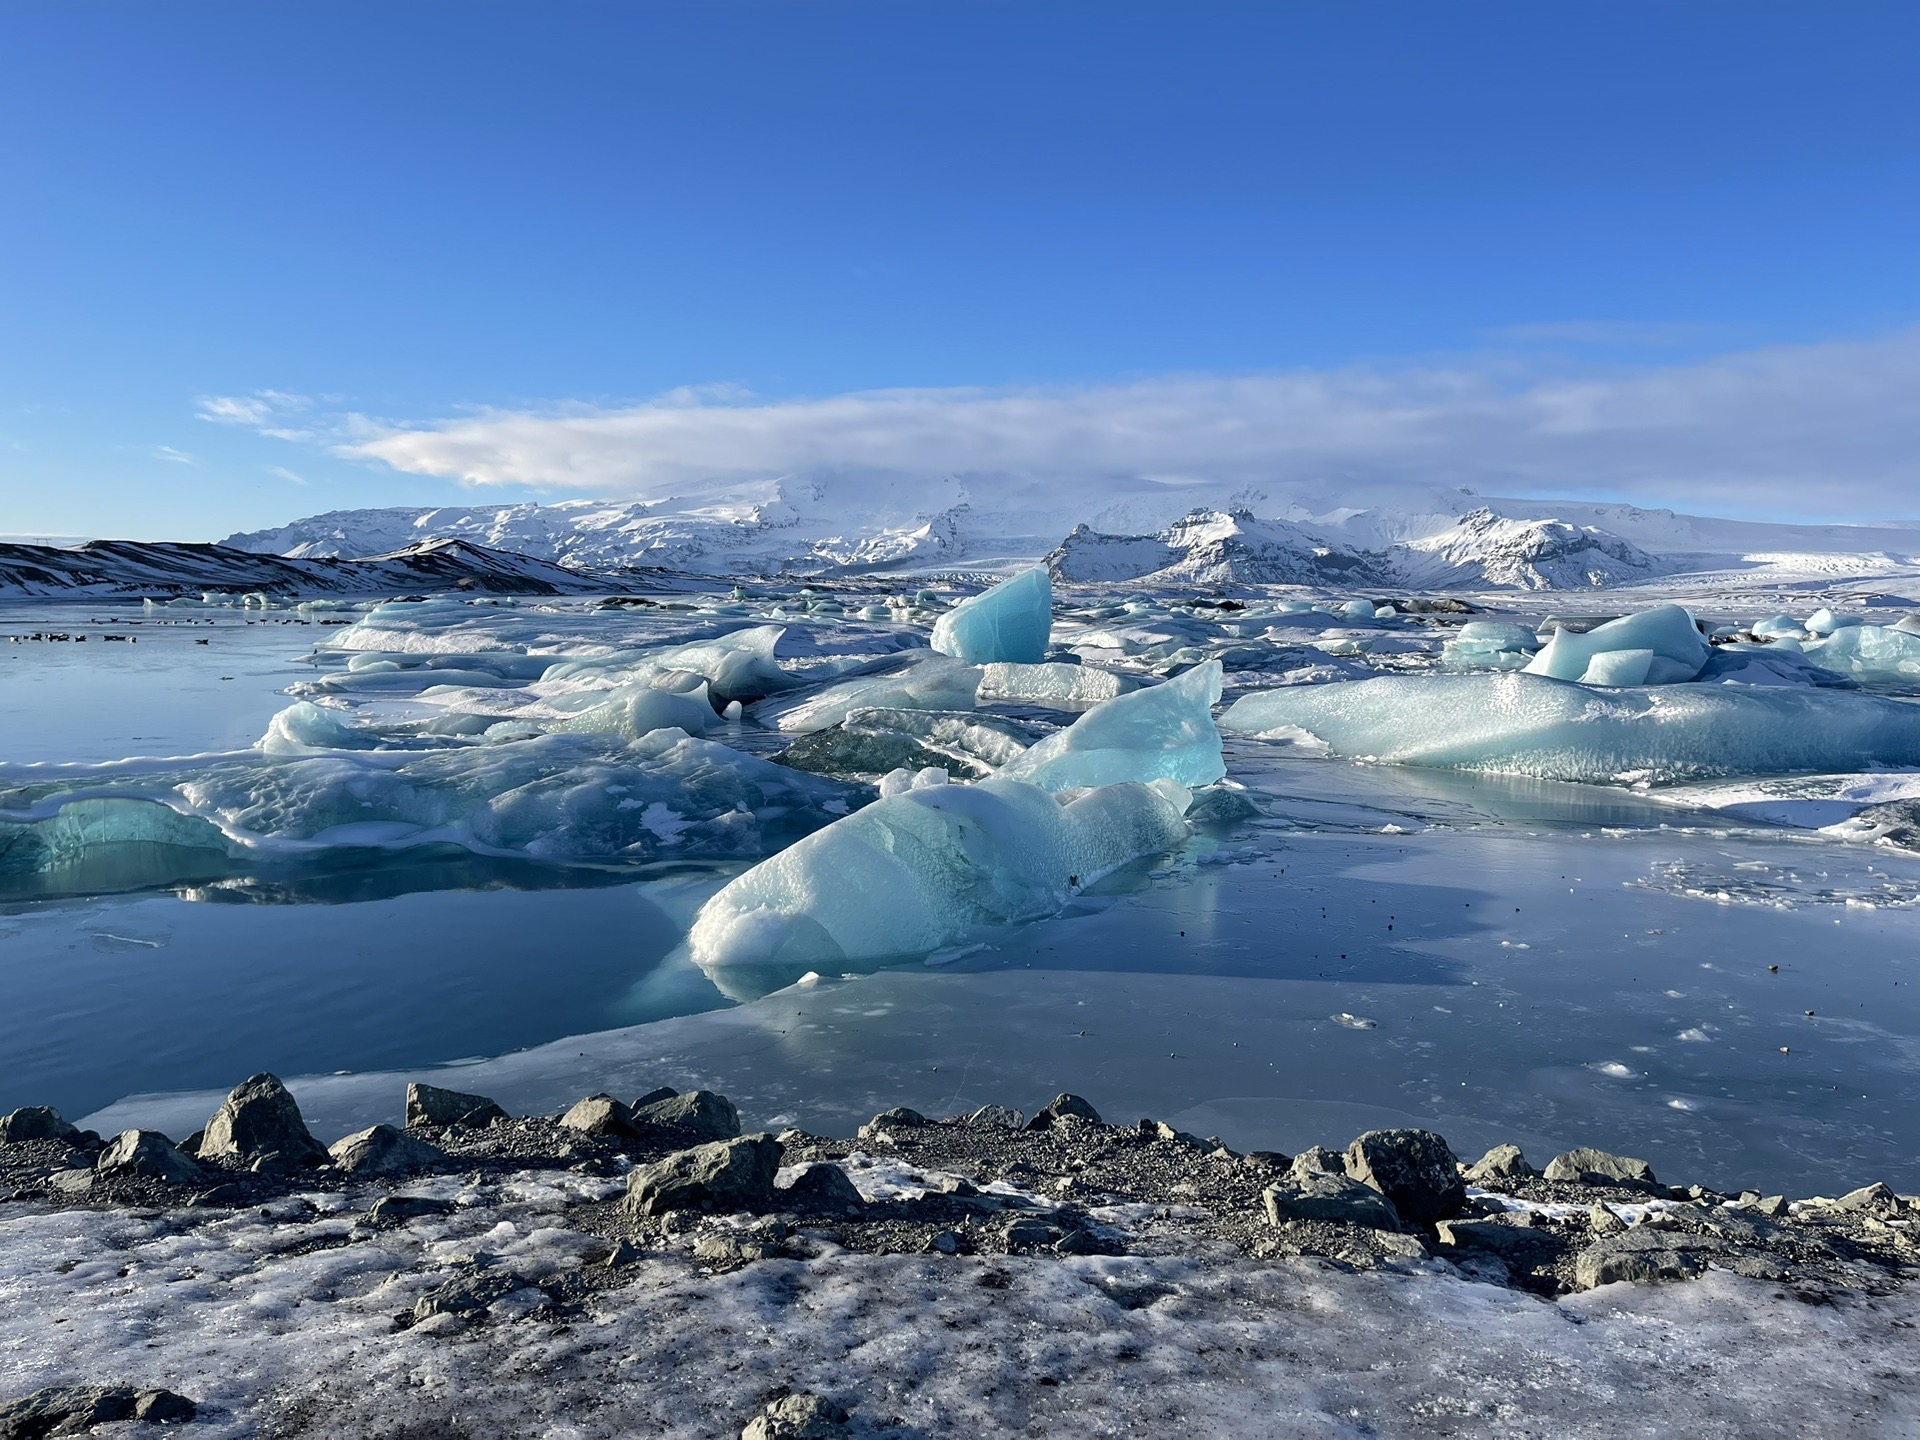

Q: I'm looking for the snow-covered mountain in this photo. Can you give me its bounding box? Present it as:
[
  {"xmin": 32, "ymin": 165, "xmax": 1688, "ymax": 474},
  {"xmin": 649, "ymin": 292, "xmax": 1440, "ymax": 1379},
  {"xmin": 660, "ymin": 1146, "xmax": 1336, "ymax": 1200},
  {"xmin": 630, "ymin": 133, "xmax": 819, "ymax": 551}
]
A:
[
  {"xmin": 209, "ymin": 481, "xmax": 1920, "ymax": 592},
  {"xmin": 1391, "ymin": 510, "xmax": 1670, "ymax": 590},
  {"xmin": 1045, "ymin": 507, "xmax": 1669, "ymax": 590},
  {"xmin": 0, "ymin": 537, "xmax": 606, "ymax": 598}
]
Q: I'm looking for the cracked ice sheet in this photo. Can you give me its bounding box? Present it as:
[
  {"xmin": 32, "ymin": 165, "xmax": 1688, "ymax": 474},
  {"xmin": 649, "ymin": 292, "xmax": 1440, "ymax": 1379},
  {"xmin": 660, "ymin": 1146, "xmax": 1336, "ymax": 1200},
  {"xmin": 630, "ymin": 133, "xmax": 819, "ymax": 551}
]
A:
[{"xmin": 2, "ymin": 1196, "xmax": 1917, "ymax": 1439}]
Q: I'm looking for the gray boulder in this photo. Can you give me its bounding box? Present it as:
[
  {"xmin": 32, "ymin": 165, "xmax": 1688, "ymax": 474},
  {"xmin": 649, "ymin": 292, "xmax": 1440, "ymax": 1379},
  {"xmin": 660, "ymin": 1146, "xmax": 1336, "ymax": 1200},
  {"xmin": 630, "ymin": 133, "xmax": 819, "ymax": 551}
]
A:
[
  {"xmin": 405, "ymin": 1082, "xmax": 508, "ymax": 1131},
  {"xmin": 0, "ymin": 1106, "xmax": 78, "ymax": 1145},
  {"xmin": 1262, "ymin": 1172, "xmax": 1402, "ymax": 1231},
  {"xmin": 1288, "ymin": 1145, "xmax": 1346, "ymax": 1181},
  {"xmin": 1543, "ymin": 1147, "xmax": 1658, "ymax": 1187},
  {"xmin": 631, "ymin": 1089, "xmax": 740, "ymax": 1142},
  {"xmin": 776, "ymin": 1161, "xmax": 865, "ymax": 1211},
  {"xmin": 559, "ymin": 1094, "xmax": 637, "ymax": 1138},
  {"xmin": 1572, "ymin": 1229, "xmax": 1712, "ymax": 1289},
  {"xmin": 95, "ymin": 1130, "xmax": 204, "ymax": 1185},
  {"xmin": 1464, "ymin": 1143, "xmax": 1535, "ymax": 1184},
  {"xmin": 0, "ymin": 1383, "xmax": 197, "ymax": 1435},
  {"xmin": 1027, "ymin": 1093, "xmax": 1102, "ymax": 1130},
  {"xmin": 198, "ymin": 1074, "xmax": 329, "ymax": 1168},
  {"xmin": 742, "ymin": 1392, "xmax": 851, "ymax": 1440},
  {"xmin": 631, "ymin": 1085, "xmax": 678, "ymax": 1108},
  {"xmin": 367, "ymin": 1194, "xmax": 455, "ymax": 1226},
  {"xmin": 626, "ymin": 1134, "xmax": 782, "ymax": 1217},
  {"xmin": 1345, "ymin": 1129, "xmax": 1465, "ymax": 1224},
  {"xmin": 328, "ymin": 1124, "xmax": 445, "ymax": 1177}
]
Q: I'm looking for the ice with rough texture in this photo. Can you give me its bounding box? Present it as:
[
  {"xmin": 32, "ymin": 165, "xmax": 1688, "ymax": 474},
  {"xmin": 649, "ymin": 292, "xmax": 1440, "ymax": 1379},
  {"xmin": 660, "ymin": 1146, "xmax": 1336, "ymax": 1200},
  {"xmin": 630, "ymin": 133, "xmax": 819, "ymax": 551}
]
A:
[
  {"xmin": 753, "ymin": 655, "xmax": 982, "ymax": 734},
  {"xmin": 1221, "ymin": 671, "xmax": 1920, "ymax": 783},
  {"xmin": 977, "ymin": 661, "xmax": 1138, "ymax": 708},
  {"xmin": 772, "ymin": 708, "xmax": 1038, "ymax": 781},
  {"xmin": 1525, "ymin": 605, "xmax": 1708, "ymax": 685},
  {"xmin": 4, "ymin": 1180, "xmax": 1918, "ymax": 1440},
  {"xmin": 0, "ymin": 730, "xmax": 856, "ymax": 872},
  {"xmin": 1804, "ymin": 623, "xmax": 1920, "ymax": 683},
  {"xmin": 541, "ymin": 625, "xmax": 796, "ymax": 702},
  {"xmin": 997, "ymin": 661, "xmax": 1224, "ymax": 791},
  {"xmin": 689, "ymin": 773, "xmax": 1191, "ymax": 966},
  {"xmin": 1440, "ymin": 621, "xmax": 1539, "ymax": 672},
  {"xmin": 930, "ymin": 566, "xmax": 1053, "ymax": 664},
  {"xmin": 1694, "ymin": 644, "xmax": 1853, "ymax": 689}
]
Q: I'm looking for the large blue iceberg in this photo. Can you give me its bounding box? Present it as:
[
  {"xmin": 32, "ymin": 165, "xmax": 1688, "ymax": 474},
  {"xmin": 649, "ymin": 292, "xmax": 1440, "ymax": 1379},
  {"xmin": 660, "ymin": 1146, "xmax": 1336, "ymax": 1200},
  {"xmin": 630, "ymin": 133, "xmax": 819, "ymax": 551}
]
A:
[
  {"xmin": 1523, "ymin": 605, "xmax": 1708, "ymax": 686},
  {"xmin": 998, "ymin": 660, "xmax": 1225, "ymax": 791},
  {"xmin": 688, "ymin": 771, "xmax": 1191, "ymax": 966},
  {"xmin": 930, "ymin": 567, "xmax": 1054, "ymax": 664}
]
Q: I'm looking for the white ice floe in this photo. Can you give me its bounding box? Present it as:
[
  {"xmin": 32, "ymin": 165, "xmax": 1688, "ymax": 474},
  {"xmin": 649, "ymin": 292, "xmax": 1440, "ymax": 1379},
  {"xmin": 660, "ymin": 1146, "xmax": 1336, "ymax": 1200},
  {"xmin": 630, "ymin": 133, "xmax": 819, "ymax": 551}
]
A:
[
  {"xmin": 977, "ymin": 660, "xmax": 1138, "ymax": 708},
  {"xmin": 688, "ymin": 774, "xmax": 1192, "ymax": 966},
  {"xmin": 1221, "ymin": 672, "xmax": 1920, "ymax": 784},
  {"xmin": 753, "ymin": 654, "xmax": 983, "ymax": 734}
]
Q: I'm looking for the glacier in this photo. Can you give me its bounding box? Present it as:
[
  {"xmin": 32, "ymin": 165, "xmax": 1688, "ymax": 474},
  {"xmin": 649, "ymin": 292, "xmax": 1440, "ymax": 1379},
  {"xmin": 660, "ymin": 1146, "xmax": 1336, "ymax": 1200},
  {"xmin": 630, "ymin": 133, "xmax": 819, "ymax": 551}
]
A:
[
  {"xmin": 929, "ymin": 566, "xmax": 1053, "ymax": 664},
  {"xmin": 687, "ymin": 772, "xmax": 1191, "ymax": 967},
  {"xmin": 1220, "ymin": 671, "xmax": 1920, "ymax": 784}
]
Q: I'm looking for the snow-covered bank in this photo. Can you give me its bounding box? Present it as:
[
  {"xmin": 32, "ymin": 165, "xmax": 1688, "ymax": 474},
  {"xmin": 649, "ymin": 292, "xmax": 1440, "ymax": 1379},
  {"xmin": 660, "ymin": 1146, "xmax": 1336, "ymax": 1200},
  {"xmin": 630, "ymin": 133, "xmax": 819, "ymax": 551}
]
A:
[{"xmin": 5, "ymin": 1076, "xmax": 1919, "ymax": 1439}]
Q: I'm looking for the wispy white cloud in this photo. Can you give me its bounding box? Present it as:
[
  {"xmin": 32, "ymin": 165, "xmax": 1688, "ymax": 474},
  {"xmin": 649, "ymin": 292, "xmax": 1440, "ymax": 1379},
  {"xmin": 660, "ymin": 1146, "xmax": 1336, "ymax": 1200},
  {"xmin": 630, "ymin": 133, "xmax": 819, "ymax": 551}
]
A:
[
  {"xmin": 269, "ymin": 466, "xmax": 308, "ymax": 486},
  {"xmin": 153, "ymin": 445, "xmax": 196, "ymax": 465},
  {"xmin": 211, "ymin": 329, "xmax": 1920, "ymax": 522}
]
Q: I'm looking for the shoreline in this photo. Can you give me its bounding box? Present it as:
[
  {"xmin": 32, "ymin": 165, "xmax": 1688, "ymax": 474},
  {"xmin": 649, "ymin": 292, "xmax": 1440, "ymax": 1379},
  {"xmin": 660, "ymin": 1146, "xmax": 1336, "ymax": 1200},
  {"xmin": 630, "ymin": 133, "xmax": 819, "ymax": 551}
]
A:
[{"xmin": 5, "ymin": 1076, "xmax": 1918, "ymax": 1437}]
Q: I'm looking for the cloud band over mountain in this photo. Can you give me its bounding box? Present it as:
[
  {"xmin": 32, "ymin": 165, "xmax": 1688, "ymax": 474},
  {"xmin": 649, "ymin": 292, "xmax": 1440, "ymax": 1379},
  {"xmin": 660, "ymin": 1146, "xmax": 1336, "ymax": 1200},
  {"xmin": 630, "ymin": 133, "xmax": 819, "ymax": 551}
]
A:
[{"xmin": 205, "ymin": 328, "xmax": 1920, "ymax": 521}]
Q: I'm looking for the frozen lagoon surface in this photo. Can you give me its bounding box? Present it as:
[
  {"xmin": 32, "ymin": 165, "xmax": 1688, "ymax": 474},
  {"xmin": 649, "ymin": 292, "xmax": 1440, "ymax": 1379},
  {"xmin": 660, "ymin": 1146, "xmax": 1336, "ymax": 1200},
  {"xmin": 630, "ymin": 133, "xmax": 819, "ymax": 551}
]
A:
[{"xmin": 7, "ymin": 587, "xmax": 1920, "ymax": 1201}]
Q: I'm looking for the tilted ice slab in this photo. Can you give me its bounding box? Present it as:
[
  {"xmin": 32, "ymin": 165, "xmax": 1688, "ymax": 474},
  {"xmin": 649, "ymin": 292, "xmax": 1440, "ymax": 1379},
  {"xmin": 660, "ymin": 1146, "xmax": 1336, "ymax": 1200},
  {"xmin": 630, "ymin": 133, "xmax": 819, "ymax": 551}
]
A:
[
  {"xmin": 930, "ymin": 566, "xmax": 1053, "ymax": 664},
  {"xmin": 688, "ymin": 772, "xmax": 1191, "ymax": 966},
  {"xmin": 752, "ymin": 654, "xmax": 982, "ymax": 734},
  {"xmin": 1220, "ymin": 672, "xmax": 1920, "ymax": 784},
  {"xmin": 997, "ymin": 660, "xmax": 1224, "ymax": 791},
  {"xmin": 1524, "ymin": 605, "xmax": 1708, "ymax": 686},
  {"xmin": 977, "ymin": 661, "xmax": 1139, "ymax": 709},
  {"xmin": 0, "ymin": 729, "xmax": 855, "ymax": 875}
]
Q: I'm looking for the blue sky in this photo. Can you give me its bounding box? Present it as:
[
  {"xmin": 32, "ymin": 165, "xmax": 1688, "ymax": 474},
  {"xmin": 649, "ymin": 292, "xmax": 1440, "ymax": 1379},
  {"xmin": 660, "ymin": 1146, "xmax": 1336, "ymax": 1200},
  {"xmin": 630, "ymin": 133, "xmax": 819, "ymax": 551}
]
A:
[{"xmin": 2, "ymin": 2, "xmax": 1916, "ymax": 539}]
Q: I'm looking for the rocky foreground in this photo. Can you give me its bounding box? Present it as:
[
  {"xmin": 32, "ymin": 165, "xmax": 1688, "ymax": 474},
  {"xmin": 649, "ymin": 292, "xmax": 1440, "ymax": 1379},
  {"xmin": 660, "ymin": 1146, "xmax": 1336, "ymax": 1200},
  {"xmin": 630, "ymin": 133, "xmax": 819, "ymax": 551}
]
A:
[{"xmin": 2, "ymin": 1076, "xmax": 1918, "ymax": 1438}]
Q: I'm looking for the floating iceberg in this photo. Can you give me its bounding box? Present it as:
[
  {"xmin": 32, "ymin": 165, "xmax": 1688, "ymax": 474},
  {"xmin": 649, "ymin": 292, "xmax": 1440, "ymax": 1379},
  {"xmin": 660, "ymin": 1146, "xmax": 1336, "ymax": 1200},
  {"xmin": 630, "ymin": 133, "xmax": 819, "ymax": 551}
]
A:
[
  {"xmin": 1695, "ymin": 644, "xmax": 1852, "ymax": 689},
  {"xmin": 688, "ymin": 772, "xmax": 1191, "ymax": 966},
  {"xmin": 1804, "ymin": 624, "xmax": 1920, "ymax": 684},
  {"xmin": 753, "ymin": 655, "xmax": 982, "ymax": 734},
  {"xmin": 540, "ymin": 625, "xmax": 795, "ymax": 702},
  {"xmin": 542, "ymin": 682, "xmax": 718, "ymax": 740},
  {"xmin": 1440, "ymin": 621, "xmax": 1539, "ymax": 672},
  {"xmin": 977, "ymin": 661, "xmax": 1138, "ymax": 709},
  {"xmin": 997, "ymin": 661, "xmax": 1224, "ymax": 791},
  {"xmin": 930, "ymin": 567, "xmax": 1053, "ymax": 664},
  {"xmin": 1220, "ymin": 672, "xmax": 1920, "ymax": 783},
  {"xmin": 772, "ymin": 707, "xmax": 1038, "ymax": 781},
  {"xmin": 1524, "ymin": 606, "xmax": 1708, "ymax": 686},
  {"xmin": 0, "ymin": 731, "xmax": 855, "ymax": 874}
]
